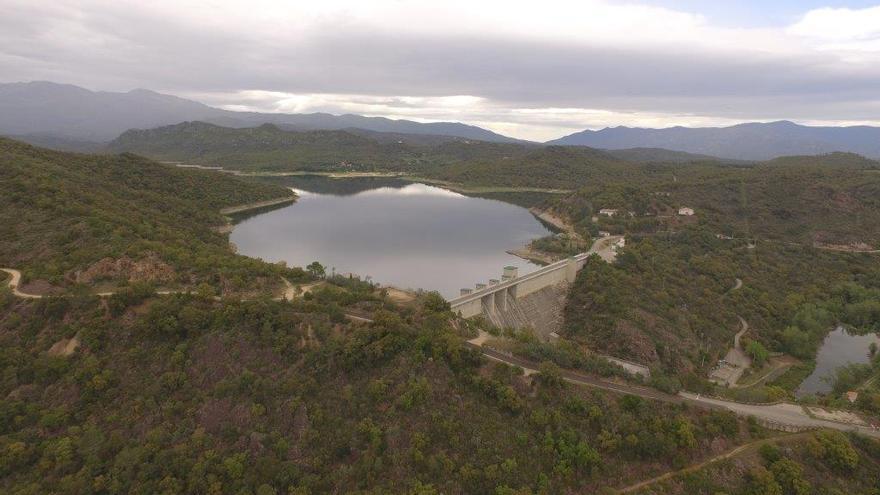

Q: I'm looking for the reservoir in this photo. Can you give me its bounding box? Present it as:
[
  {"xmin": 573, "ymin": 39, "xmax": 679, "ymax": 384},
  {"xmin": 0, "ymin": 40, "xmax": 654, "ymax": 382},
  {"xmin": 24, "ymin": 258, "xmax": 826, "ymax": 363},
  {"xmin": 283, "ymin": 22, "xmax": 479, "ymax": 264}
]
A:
[
  {"xmin": 796, "ymin": 326, "xmax": 880, "ymax": 397},
  {"xmin": 230, "ymin": 177, "xmax": 552, "ymax": 298}
]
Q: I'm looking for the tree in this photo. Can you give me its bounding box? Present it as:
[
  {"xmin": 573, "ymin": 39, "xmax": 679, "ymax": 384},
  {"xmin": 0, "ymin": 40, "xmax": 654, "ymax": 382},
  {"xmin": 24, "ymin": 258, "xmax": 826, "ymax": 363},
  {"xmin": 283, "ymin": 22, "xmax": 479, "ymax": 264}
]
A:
[
  {"xmin": 306, "ymin": 261, "xmax": 325, "ymax": 279},
  {"xmin": 745, "ymin": 466, "xmax": 782, "ymax": 495},
  {"xmin": 808, "ymin": 430, "xmax": 859, "ymax": 473},
  {"xmin": 769, "ymin": 458, "xmax": 810, "ymax": 495},
  {"xmin": 746, "ymin": 340, "xmax": 770, "ymax": 367}
]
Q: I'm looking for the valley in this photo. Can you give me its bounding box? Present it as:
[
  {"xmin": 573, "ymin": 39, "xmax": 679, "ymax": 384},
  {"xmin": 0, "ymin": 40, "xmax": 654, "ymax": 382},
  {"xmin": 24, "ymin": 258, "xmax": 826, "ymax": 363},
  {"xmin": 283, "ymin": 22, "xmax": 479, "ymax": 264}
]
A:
[{"xmin": 2, "ymin": 92, "xmax": 880, "ymax": 495}]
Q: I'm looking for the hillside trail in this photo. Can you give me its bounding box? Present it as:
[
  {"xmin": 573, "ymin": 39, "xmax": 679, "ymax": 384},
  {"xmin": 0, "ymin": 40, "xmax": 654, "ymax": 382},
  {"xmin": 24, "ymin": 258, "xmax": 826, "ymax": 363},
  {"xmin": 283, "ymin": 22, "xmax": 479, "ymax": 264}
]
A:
[
  {"xmin": 616, "ymin": 432, "xmax": 812, "ymax": 493},
  {"xmin": 2, "ymin": 268, "xmax": 372, "ymax": 324}
]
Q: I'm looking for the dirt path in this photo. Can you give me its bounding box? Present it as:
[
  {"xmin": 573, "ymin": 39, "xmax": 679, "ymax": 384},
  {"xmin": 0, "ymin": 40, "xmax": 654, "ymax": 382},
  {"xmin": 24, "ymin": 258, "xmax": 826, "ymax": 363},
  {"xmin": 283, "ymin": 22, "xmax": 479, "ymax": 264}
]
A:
[
  {"xmin": 279, "ymin": 278, "xmax": 324, "ymax": 301},
  {"xmin": 1, "ymin": 268, "xmax": 42, "ymax": 299},
  {"xmin": 710, "ymin": 278, "xmax": 752, "ymax": 387},
  {"xmin": 617, "ymin": 432, "xmax": 812, "ymax": 493},
  {"xmin": 588, "ymin": 235, "xmax": 624, "ymax": 263},
  {"xmin": 732, "ymin": 277, "xmax": 743, "ymax": 291}
]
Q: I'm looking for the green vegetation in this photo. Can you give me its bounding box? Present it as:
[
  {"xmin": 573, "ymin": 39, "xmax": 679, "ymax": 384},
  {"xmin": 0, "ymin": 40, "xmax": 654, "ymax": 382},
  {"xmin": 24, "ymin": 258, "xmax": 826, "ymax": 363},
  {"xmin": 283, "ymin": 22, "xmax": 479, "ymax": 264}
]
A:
[
  {"xmin": 3, "ymin": 135, "xmax": 880, "ymax": 493},
  {"xmin": 428, "ymin": 146, "xmax": 634, "ymax": 190},
  {"xmin": 1, "ymin": 265, "xmax": 760, "ymax": 493},
  {"xmin": 563, "ymin": 225, "xmax": 880, "ymax": 386},
  {"xmin": 552, "ymin": 152, "xmax": 880, "ymax": 398},
  {"xmin": 631, "ymin": 431, "xmax": 880, "ymax": 494},
  {"xmin": 108, "ymin": 121, "xmax": 533, "ymax": 176},
  {"xmin": 108, "ymin": 122, "xmax": 635, "ymax": 190},
  {"xmin": 0, "ymin": 137, "xmax": 303, "ymax": 294}
]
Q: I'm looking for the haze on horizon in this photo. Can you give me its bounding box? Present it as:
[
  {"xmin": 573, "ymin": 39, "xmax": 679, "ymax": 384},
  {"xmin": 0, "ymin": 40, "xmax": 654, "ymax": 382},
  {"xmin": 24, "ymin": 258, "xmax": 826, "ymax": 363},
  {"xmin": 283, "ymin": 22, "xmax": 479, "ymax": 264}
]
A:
[{"xmin": 2, "ymin": 0, "xmax": 880, "ymax": 141}]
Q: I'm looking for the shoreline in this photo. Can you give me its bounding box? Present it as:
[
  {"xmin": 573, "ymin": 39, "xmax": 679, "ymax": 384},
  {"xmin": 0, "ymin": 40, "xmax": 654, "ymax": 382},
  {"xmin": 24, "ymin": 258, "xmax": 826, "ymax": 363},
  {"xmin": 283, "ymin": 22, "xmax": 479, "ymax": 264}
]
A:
[
  {"xmin": 164, "ymin": 162, "xmax": 573, "ymax": 194},
  {"xmin": 219, "ymin": 194, "xmax": 297, "ymax": 215}
]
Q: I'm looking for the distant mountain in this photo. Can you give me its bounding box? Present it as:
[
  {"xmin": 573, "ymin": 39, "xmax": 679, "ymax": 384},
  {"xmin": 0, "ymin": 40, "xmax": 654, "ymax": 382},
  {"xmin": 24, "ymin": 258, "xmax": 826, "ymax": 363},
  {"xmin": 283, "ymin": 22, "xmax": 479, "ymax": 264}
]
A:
[
  {"xmin": 548, "ymin": 121, "xmax": 880, "ymax": 160},
  {"xmin": 0, "ymin": 81, "xmax": 522, "ymax": 144}
]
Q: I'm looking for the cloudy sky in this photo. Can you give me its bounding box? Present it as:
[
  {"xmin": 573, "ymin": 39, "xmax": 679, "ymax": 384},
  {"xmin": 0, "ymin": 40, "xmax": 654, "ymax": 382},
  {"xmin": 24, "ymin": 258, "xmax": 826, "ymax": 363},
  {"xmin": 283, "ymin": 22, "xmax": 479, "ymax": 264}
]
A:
[{"xmin": 2, "ymin": 0, "xmax": 880, "ymax": 140}]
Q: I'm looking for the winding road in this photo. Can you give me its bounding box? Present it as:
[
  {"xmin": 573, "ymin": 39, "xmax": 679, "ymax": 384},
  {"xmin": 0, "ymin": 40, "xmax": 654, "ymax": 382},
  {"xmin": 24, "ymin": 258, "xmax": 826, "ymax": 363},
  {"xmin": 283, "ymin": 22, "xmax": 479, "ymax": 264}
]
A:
[
  {"xmin": 5, "ymin": 261, "xmax": 877, "ymax": 438},
  {"xmin": 471, "ymin": 343, "xmax": 880, "ymax": 438}
]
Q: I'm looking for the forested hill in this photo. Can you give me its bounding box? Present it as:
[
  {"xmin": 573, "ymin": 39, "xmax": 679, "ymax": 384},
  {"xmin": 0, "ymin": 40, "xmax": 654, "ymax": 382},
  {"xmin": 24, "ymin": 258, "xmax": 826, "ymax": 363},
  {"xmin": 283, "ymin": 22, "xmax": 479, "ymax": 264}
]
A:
[
  {"xmin": 428, "ymin": 145, "xmax": 633, "ymax": 189},
  {"xmin": 0, "ymin": 137, "xmax": 299, "ymax": 295},
  {"xmin": 551, "ymin": 152, "xmax": 880, "ymax": 402},
  {"xmin": 107, "ymin": 121, "xmax": 539, "ymax": 174},
  {"xmin": 107, "ymin": 122, "xmax": 631, "ymax": 189},
  {"xmin": 2, "ymin": 140, "xmax": 880, "ymax": 495}
]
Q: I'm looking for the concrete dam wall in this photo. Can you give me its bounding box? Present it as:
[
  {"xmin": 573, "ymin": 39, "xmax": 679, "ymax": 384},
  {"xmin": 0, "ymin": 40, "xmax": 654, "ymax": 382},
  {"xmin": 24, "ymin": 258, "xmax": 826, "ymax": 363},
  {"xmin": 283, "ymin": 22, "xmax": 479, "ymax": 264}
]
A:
[
  {"xmin": 448, "ymin": 237, "xmax": 624, "ymax": 336},
  {"xmin": 481, "ymin": 282, "xmax": 569, "ymax": 338}
]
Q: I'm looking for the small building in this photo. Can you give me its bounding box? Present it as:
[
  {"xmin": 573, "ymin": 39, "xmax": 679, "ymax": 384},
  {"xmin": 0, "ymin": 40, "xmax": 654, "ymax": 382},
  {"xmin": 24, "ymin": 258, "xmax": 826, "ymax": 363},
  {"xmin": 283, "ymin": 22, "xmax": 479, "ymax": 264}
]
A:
[
  {"xmin": 678, "ymin": 207, "xmax": 695, "ymax": 216},
  {"xmin": 598, "ymin": 231, "xmax": 611, "ymax": 238},
  {"xmin": 846, "ymin": 391, "xmax": 859, "ymax": 403},
  {"xmin": 599, "ymin": 208, "xmax": 619, "ymax": 217}
]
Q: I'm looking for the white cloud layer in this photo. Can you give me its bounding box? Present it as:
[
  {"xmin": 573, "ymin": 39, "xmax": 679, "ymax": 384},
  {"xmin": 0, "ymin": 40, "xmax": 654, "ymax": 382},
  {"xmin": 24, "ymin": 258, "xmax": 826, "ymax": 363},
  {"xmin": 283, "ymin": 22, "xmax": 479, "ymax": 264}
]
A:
[{"xmin": 3, "ymin": 0, "xmax": 880, "ymax": 140}]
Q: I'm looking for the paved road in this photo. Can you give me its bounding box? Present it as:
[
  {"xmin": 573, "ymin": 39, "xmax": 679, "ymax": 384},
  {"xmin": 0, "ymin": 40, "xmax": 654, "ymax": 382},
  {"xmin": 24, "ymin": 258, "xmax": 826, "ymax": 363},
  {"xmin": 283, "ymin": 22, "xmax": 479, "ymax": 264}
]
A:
[
  {"xmin": 680, "ymin": 392, "xmax": 880, "ymax": 438},
  {"xmin": 472, "ymin": 344, "xmax": 880, "ymax": 438}
]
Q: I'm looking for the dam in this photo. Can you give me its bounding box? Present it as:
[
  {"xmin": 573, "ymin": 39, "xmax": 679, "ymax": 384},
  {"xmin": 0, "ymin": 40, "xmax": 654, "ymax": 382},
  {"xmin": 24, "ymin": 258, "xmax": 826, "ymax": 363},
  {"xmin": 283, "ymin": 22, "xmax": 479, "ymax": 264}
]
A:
[
  {"xmin": 449, "ymin": 254, "xmax": 586, "ymax": 319},
  {"xmin": 448, "ymin": 235, "xmax": 624, "ymax": 334}
]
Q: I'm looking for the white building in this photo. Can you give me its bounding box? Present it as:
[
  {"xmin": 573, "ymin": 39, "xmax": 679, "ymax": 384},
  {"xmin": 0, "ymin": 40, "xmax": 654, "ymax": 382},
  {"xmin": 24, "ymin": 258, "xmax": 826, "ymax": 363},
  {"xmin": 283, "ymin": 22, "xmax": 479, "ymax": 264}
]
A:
[
  {"xmin": 678, "ymin": 207, "xmax": 695, "ymax": 216},
  {"xmin": 599, "ymin": 208, "xmax": 619, "ymax": 217}
]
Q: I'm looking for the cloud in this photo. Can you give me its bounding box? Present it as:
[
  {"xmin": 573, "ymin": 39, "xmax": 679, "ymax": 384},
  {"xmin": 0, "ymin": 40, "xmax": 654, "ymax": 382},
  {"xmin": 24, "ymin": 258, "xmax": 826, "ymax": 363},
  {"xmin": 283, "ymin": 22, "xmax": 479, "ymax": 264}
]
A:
[{"xmin": 2, "ymin": 0, "xmax": 880, "ymax": 140}]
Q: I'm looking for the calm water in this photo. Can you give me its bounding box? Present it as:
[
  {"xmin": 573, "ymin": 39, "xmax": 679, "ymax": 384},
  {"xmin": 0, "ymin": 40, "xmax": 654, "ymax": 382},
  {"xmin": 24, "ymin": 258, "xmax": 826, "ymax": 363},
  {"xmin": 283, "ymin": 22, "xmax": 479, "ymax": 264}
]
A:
[
  {"xmin": 796, "ymin": 326, "xmax": 880, "ymax": 397},
  {"xmin": 230, "ymin": 177, "xmax": 550, "ymax": 298}
]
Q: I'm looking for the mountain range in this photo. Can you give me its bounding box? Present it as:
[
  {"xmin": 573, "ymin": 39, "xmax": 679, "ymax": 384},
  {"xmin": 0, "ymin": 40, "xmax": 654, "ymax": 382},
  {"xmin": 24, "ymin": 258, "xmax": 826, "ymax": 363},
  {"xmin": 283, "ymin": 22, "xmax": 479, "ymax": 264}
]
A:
[
  {"xmin": 0, "ymin": 81, "xmax": 521, "ymax": 145},
  {"xmin": 5, "ymin": 81, "xmax": 880, "ymax": 161},
  {"xmin": 549, "ymin": 121, "xmax": 880, "ymax": 160}
]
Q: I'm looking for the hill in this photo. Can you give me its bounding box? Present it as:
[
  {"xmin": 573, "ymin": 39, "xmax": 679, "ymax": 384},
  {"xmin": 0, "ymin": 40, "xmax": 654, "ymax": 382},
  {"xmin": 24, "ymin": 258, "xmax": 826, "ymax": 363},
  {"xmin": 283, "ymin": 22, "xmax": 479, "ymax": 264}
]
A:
[
  {"xmin": 108, "ymin": 121, "xmax": 537, "ymax": 176},
  {"xmin": 550, "ymin": 154, "xmax": 880, "ymax": 400},
  {"xmin": 1, "ymin": 139, "xmax": 879, "ymax": 494},
  {"xmin": 605, "ymin": 147, "xmax": 725, "ymax": 164},
  {"xmin": 0, "ymin": 81, "xmax": 521, "ymax": 144},
  {"xmin": 0, "ymin": 138, "xmax": 806, "ymax": 494},
  {"xmin": 0, "ymin": 137, "xmax": 300, "ymax": 295},
  {"xmin": 549, "ymin": 121, "xmax": 880, "ymax": 160},
  {"xmin": 430, "ymin": 145, "xmax": 635, "ymax": 190}
]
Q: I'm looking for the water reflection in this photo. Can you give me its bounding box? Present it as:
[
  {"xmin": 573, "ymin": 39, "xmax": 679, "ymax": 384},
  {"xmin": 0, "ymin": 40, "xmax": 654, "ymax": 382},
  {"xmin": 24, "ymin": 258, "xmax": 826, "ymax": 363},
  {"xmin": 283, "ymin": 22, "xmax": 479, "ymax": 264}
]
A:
[
  {"xmin": 796, "ymin": 326, "xmax": 880, "ymax": 397},
  {"xmin": 231, "ymin": 178, "xmax": 551, "ymax": 298}
]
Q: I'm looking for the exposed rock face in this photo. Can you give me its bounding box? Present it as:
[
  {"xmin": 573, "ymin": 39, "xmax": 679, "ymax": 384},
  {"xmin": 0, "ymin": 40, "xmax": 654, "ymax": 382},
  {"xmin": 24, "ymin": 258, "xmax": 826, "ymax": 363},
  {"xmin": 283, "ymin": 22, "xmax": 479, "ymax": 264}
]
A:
[
  {"xmin": 75, "ymin": 253, "xmax": 175, "ymax": 284},
  {"xmin": 47, "ymin": 336, "xmax": 80, "ymax": 356}
]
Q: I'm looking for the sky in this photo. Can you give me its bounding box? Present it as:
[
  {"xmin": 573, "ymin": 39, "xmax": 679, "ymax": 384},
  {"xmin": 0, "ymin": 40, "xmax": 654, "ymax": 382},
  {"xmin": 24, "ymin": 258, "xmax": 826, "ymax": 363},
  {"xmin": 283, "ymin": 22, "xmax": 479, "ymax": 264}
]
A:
[{"xmin": 2, "ymin": 0, "xmax": 880, "ymax": 141}]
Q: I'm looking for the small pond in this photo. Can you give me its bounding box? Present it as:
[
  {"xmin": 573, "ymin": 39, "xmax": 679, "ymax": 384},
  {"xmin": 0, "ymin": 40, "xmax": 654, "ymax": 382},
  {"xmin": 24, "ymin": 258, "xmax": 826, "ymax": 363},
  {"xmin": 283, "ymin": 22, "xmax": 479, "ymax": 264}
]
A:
[{"xmin": 796, "ymin": 326, "xmax": 880, "ymax": 397}]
